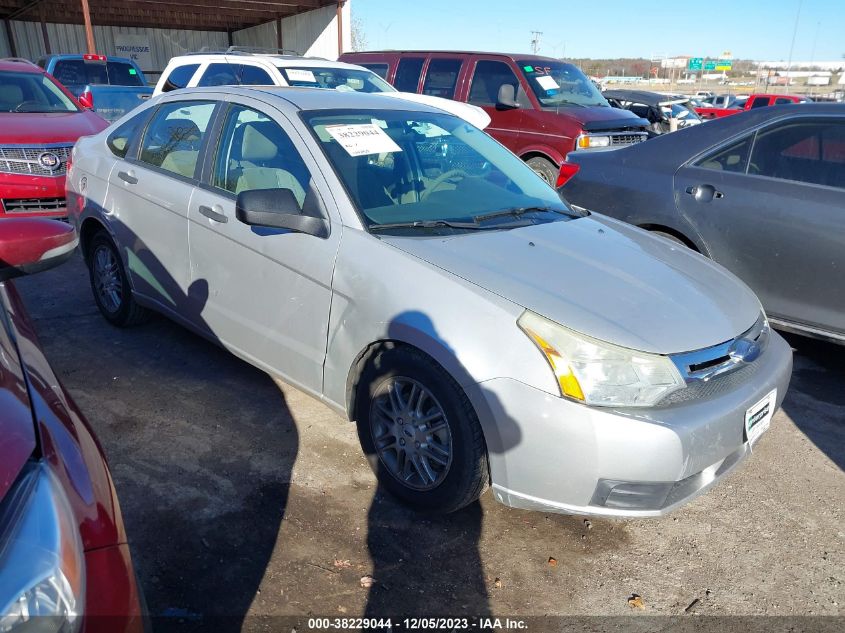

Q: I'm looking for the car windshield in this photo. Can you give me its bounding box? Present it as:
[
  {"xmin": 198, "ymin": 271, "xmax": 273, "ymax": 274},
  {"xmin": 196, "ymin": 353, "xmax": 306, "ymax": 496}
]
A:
[
  {"xmin": 517, "ymin": 61, "xmax": 610, "ymax": 108},
  {"xmin": 303, "ymin": 109, "xmax": 572, "ymax": 232},
  {"xmin": 278, "ymin": 66, "xmax": 395, "ymax": 93},
  {"xmin": 0, "ymin": 71, "xmax": 78, "ymax": 113}
]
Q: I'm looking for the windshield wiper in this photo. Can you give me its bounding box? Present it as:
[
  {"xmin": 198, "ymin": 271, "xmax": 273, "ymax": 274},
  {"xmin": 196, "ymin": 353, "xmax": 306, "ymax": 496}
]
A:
[
  {"xmin": 474, "ymin": 205, "xmax": 584, "ymax": 223},
  {"xmin": 550, "ymin": 99, "xmax": 588, "ymax": 108},
  {"xmin": 369, "ymin": 219, "xmax": 489, "ymax": 232}
]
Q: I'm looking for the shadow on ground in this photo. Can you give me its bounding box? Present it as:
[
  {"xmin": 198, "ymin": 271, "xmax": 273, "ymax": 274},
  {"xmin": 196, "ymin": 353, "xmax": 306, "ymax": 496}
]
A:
[{"xmin": 780, "ymin": 332, "xmax": 844, "ymax": 471}]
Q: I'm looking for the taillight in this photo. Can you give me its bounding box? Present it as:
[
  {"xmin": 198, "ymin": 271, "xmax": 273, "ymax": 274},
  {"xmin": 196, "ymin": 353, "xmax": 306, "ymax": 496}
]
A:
[
  {"xmin": 78, "ymin": 90, "xmax": 93, "ymax": 109},
  {"xmin": 82, "ymin": 54, "xmax": 107, "ymax": 62},
  {"xmin": 555, "ymin": 162, "xmax": 580, "ymax": 188}
]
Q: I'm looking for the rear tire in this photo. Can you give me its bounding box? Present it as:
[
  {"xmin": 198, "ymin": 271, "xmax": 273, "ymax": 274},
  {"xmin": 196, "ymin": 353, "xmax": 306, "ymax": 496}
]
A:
[
  {"xmin": 525, "ymin": 156, "xmax": 559, "ymax": 185},
  {"xmin": 355, "ymin": 345, "xmax": 488, "ymax": 514},
  {"xmin": 87, "ymin": 232, "xmax": 151, "ymax": 327}
]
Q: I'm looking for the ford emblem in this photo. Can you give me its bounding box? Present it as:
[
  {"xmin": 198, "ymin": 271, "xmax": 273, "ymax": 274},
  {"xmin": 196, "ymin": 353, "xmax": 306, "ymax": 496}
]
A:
[{"xmin": 728, "ymin": 338, "xmax": 761, "ymax": 364}]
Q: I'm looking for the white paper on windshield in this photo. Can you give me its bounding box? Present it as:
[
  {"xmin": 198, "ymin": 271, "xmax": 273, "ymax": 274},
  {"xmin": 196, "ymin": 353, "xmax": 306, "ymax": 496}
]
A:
[
  {"xmin": 325, "ymin": 123, "xmax": 402, "ymax": 157},
  {"xmin": 536, "ymin": 75, "xmax": 560, "ymax": 91},
  {"xmin": 286, "ymin": 68, "xmax": 317, "ymax": 83}
]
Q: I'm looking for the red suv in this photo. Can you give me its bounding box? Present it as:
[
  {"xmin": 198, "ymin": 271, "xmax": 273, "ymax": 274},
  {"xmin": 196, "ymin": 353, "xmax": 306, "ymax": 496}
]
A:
[
  {"xmin": 341, "ymin": 51, "xmax": 649, "ymax": 183},
  {"xmin": 0, "ymin": 59, "xmax": 108, "ymax": 218}
]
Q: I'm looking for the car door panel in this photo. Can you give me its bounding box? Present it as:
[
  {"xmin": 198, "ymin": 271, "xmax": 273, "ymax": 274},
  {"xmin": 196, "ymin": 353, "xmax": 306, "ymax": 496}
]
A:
[
  {"xmin": 106, "ymin": 101, "xmax": 218, "ymax": 313},
  {"xmin": 675, "ymin": 157, "xmax": 844, "ymax": 336},
  {"xmin": 187, "ymin": 98, "xmax": 341, "ymax": 395}
]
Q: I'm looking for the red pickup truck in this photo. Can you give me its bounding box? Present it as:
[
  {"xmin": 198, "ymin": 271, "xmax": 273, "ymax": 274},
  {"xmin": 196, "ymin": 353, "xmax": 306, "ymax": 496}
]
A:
[{"xmin": 695, "ymin": 93, "xmax": 809, "ymax": 119}]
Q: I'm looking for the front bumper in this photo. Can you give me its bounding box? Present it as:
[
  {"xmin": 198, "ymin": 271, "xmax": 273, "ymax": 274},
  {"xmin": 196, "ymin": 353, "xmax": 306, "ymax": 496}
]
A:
[
  {"xmin": 83, "ymin": 543, "xmax": 145, "ymax": 633},
  {"xmin": 0, "ymin": 173, "xmax": 68, "ymax": 218},
  {"xmin": 467, "ymin": 331, "xmax": 793, "ymax": 517}
]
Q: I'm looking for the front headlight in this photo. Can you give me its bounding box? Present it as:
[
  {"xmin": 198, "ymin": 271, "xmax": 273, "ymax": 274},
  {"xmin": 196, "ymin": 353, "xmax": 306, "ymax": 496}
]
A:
[
  {"xmin": 518, "ymin": 311, "xmax": 685, "ymax": 407},
  {"xmin": 0, "ymin": 462, "xmax": 85, "ymax": 632},
  {"xmin": 576, "ymin": 134, "xmax": 611, "ymax": 149}
]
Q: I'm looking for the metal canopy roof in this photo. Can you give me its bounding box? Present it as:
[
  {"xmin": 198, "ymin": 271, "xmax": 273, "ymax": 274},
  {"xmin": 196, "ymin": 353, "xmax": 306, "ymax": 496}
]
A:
[{"xmin": 0, "ymin": 0, "xmax": 338, "ymax": 32}]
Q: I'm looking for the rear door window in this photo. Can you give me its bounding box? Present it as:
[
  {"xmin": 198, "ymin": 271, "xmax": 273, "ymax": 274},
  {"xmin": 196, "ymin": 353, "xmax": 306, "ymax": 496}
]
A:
[
  {"xmin": 696, "ymin": 136, "xmax": 753, "ymax": 173},
  {"xmin": 139, "ymin": 101, "xmax": 216, "ymax": 179},
  {"xmin": 468, "ymin": 60, "xmax": 521, "ymax": 106},
  {"xmin": 748, "ymin": 97, "xmax": 769, "ymax": 109},
  {"xmin": 749, "ymin": 120, "xmax": 845, "ymax": 189},
  {"xmin": 394, "ymin": 58, "xmax": 425, "ymax": 92},
  {"xmin": 197, "ymin": 63, "xmax": 238, "ymax": 87},
  {"xmin": 421, "ymin": 58, "xmax": 462, "ymax": 99},
  {"xmin": 162, "ymin": 63, "xmax": 200, "ymax": 92},
  {"xmin": 774, "ymin": 97, "xmax": 794, "ymax": 105},
  {"xmin": 361, "ymin": 63, "xmax": 389, "ymax": 79},
  {"xmin": 237, "ymin": 64, "xmax": 275, "ymax": 86},
  {"xmin": 105, "ymin": 61, "xmax": 144, "ymax": 86}
]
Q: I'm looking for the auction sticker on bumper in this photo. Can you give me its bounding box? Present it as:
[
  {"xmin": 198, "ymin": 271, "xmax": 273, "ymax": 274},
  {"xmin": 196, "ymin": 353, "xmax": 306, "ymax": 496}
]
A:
[{"xmin": 746, "ymin": 389, "xmax": 776, "ymax": 446}]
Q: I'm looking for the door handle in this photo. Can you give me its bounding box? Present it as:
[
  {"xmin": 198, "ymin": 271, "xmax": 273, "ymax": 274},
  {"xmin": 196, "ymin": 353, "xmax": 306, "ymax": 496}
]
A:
[
  {"xmin": 118, "ymin": 170, "xmax": 137, "ymax": 185},
  {"xmin": 198, "ymin": 204, "xmax": 228, "ymax": 223},
  {"xmin": 685, "ymin": 184, "xmax": 723, "ymax": 202}
]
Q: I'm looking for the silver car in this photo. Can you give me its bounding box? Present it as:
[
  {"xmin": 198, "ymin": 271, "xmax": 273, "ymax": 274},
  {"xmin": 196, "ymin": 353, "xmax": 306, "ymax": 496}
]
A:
[{"xmin": 67, "ymin": 87, "xmax": 793, "ymax": 517}]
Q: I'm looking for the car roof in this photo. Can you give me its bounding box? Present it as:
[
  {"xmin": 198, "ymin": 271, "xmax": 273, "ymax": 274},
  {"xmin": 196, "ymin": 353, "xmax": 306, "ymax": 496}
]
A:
[
  {"xmin": 346, "ymin": 50, "xmax": 566, "ymax": 63},
  {"xmin": 0, "ymin": 58, "xmax": 43, "ymax": 73},
  {"xmin": 172, "ymin": 85, "xmax": 444, "ymax": 114},
  {"xmin": 39, "ymin": 54, "xmax": 134, "ymax": 63},
  {"xmin": 169, "ymin": 52, "xmax": 363, "ymax": 70},
  {"xmin": 594, "ymin": 103, "xmax": 845, "ymax": 168}
]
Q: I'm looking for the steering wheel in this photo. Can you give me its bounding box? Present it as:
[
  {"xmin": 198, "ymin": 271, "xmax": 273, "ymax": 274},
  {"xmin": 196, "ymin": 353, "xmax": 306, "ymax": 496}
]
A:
[
  {"xmin": 420, "ymin": 168, "xmax": 470, "ymax": 200},
  {"xmin": 14, "ymin": 101, "xmax": 42, "ymax": 112}
]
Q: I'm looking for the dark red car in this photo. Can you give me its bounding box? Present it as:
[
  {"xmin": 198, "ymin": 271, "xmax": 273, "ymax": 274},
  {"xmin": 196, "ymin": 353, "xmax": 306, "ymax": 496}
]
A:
[
  {"xmin": 340, "ymin": 51, "xmax": 649, "ymax": 183},
  {"xmin": 0, "ymin": 219, "xmax": 144, "ymax": 632},
  {"xmin": 0, "ymin": 58, "xmax": 108, "ymax": 218}
]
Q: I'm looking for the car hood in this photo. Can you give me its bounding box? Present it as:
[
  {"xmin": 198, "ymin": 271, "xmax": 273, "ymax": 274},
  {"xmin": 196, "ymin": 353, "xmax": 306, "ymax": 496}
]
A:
[
  {"xmin": 381, "ymin": 92, "xmax": 492, "ymax": 129},
  {"xmin": 0, "ymin": 110, "xmax": 108, "ymax": 145},
  {"xmin": 380, "ymin": 216, "xmax": 761, "ymax": 354}
]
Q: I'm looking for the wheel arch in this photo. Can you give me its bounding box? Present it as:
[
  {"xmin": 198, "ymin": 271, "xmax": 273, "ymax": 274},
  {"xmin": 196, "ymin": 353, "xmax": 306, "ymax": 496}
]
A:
[
  {"xmin": 79, "ymin": 216, "xmax": 111, "ymax": 264},
  {"xmin": 638, "ymin": 223, "xmax": 703, "ymax": 253},
  {"xmin": 344, "ymin": 333, "xmax": 476, "ymax": 424}
]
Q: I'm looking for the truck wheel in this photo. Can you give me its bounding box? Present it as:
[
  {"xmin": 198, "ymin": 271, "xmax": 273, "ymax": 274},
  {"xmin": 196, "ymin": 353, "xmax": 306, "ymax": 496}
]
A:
[
  {"xmin": 87, "ymin": 232, "xmax": 151, "ymax": 327},
  {"xmin": 526, "ymin": 156, "xmax": 559, "ymax": 185},
  {"xmin": 355, "ymin": 345, "xmax": 489, "ymax": 514}
]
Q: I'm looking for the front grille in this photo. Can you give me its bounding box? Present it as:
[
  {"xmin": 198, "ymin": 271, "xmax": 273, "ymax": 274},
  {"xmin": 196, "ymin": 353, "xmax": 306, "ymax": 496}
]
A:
[
  {"xmin": 0, "ymin": 145, "xmax": 72, "ymax": 176},
  {"xmin": 2, "ymin": 197, "xmax": 66, "ymax": 213},
  {"xmin": 657, "ymin": 314, "xmax": 770, "ymax": 407},
  {"xmin": 609, "ymin": 133, "xmax": 648, "ymax": 146}
]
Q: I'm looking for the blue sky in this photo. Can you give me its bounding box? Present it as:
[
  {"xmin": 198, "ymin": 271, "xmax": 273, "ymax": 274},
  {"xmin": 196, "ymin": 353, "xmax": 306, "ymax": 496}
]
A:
[{"xmin": 352, "ymin": 0, "xmax": 845, "ymax": 61}]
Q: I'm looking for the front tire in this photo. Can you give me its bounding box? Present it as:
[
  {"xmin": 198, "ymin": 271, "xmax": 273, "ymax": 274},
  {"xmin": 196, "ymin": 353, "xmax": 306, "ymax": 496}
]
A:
[
  {"xmin": 525, "ymin": 156, "xmax": 559, "ymax": 185},
  {"xmin": 355, "ymin": 345, "xmax": 488, "ymax": 513},
  {"xmin": 87, "ymin": 232, "xmax": 151, "ymax": 327}
]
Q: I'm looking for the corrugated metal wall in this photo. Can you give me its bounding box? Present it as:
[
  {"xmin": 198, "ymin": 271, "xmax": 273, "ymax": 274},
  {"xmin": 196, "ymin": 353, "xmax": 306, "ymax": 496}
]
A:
[
  {"xmin": 1, "ymin": 3, "xmax": 350, "ymax": 69},
  {"xmin": 233, "ymin": 3, "xmax": 351, "ymax": 60},
  {"xmin": 4, "ymin": 22, "xmax": 228, "ymax": 72}
]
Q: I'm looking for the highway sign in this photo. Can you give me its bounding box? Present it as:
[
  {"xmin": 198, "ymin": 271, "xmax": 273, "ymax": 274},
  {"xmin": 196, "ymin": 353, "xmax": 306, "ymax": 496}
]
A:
[
  {"xmin": 688, "ymin": 57, "xmax": 703, "ymax": 71},
  {"xmin": 715, "ymin": 59, "xmax": 733, "ymax": 71},
  {"xmin": 704, "ymin": 60, "xmax": 717, "ymax": 71}
]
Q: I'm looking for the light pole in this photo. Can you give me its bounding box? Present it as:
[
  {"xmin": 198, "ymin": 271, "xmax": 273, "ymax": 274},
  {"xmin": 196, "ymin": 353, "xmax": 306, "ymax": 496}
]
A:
[{"xmin": 784, "ymin": 0, "xmax": 803, "ymax": 94}]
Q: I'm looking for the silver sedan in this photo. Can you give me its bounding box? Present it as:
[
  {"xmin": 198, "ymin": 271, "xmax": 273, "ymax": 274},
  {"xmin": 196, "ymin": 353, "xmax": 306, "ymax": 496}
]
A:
[{"xmin": 67, "ymin": 87, "xmax": 792, "ymax": 516}]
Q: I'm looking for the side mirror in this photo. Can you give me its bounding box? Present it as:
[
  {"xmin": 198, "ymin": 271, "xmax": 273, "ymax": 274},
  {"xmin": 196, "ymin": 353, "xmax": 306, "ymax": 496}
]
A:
[
  {"xmin": 496, "ymin": 84, "xmax": 519, "ymax": 110},
  {"xmin": 77, "ymin": 91, "xmax": 94, "ymax": 109},
  {"xmin": 235, "ymin": 188, "xmax": 328, "ymax": 238},
  {"xmin": 0, "ymin": 219, "xmax": 78, "ymax": 281}
]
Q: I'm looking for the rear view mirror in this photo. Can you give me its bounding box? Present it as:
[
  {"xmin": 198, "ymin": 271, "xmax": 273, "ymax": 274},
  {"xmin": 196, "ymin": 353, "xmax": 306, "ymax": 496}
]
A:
[
  {"xmin": 496, "ymin": 84, "xmax": 519, "ymax": 110},
  {"xmin": 235, "ymin": 188, "xmax": 328, "ymax": 238},
  {"xmin": 0, "ymin": 219, "xmax": 78, "ymax": 281}
]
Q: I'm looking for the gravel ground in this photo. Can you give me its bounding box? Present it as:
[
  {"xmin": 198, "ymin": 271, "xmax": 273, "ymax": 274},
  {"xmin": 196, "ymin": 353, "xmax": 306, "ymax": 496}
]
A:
[{"xmin": 15, "ymin": 254, "xmax": 844, "ymax": 632}]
